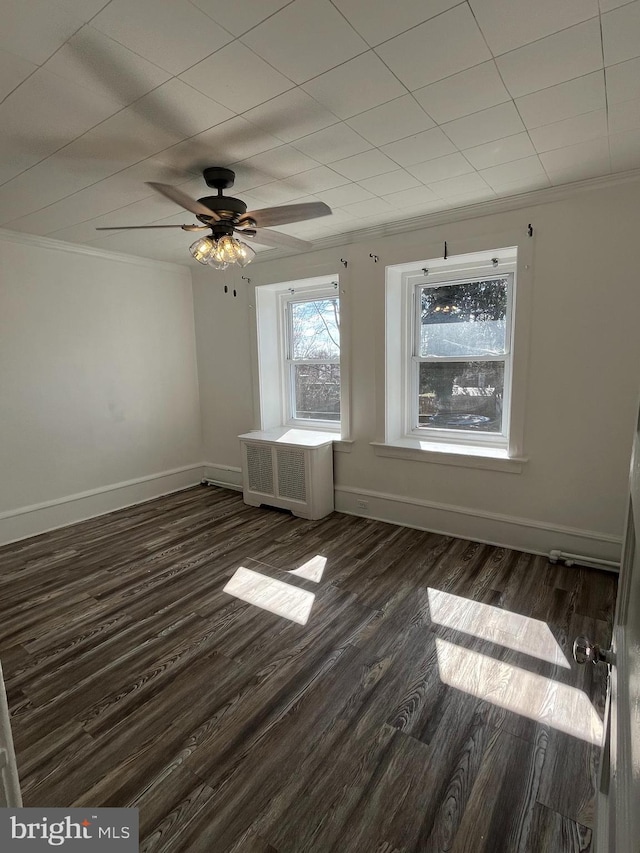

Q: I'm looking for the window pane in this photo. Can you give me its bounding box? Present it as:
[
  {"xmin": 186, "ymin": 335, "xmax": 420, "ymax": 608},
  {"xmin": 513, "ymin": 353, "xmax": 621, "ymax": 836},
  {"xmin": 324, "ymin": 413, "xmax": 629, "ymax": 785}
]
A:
[
  {"xmin": 291, "ymin": 298, "xmax": 340, "ymax": 360},
  {"xmin": 419, "ymin": 278, "xmax": 508, "ymax": 357},
  {"xmin": 418, "ymin": 361, "xmax": 504, "ymax": 432},
  {"xmin": 294, "ymin": 364, "xmax": 340, "ymax": 421}
]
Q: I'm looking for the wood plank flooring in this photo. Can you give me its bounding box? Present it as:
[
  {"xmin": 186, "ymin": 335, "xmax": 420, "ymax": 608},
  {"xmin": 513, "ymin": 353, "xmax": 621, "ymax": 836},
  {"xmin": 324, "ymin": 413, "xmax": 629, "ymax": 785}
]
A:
[{"xmin": 0, "ymin": 486, "xmax": 616, "ymax": 852}]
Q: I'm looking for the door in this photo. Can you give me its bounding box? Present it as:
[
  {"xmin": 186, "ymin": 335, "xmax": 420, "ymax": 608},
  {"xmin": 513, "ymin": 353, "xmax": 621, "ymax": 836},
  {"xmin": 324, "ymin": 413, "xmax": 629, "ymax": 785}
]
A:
[
  {"xmin": 593, "ymin": 408, "xmax": 640, "ymax": 852},
  {"xmin": 0, "ymin": 661, "xmax": 22, "ymax": 807}
]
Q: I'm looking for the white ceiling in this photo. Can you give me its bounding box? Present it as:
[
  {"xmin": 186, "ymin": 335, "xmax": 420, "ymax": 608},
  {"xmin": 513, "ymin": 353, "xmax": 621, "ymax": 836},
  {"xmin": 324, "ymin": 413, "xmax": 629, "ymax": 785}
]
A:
[{"xmin": 1, "ymin": 0, "xmax": 639, "ymax": 264}]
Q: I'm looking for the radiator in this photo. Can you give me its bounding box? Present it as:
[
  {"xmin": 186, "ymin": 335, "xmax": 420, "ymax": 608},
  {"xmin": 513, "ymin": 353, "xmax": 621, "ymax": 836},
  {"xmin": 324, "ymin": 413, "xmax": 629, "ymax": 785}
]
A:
[{"xmin": 239, "ymin": 430, "xmax": 334, "ymax": 520}]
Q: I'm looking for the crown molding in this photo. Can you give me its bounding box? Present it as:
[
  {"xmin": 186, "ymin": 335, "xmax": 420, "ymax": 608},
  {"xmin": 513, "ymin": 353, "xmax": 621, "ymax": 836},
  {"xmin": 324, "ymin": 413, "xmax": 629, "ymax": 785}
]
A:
[
  {"xmin": 3, "ymin": 167, "xmax": 639, "ymax": 272},
  {"xmin": 0, "ymin": 227, "xmax": 191, "ymax": 275},
  {"xmin": 252, "ymin": 167, "xmax": 640, "ymax": 263}
]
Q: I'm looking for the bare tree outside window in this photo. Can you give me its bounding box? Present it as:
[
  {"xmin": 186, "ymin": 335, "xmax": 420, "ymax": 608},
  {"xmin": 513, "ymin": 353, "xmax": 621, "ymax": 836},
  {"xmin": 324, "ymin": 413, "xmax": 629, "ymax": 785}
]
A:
[{"xmin": 288, "ymin": 296, "xmax": 340, "ymax": 422}]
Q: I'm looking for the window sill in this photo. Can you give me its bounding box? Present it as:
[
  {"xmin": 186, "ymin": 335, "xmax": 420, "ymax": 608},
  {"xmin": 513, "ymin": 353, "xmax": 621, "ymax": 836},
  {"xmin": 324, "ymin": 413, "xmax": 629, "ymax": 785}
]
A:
[
  {"xmin": 276, "ymin": 422, "xmax": 351, "ymax": 451},
  {"xmin": 240, "ymin": 428, "xmax": 352, "ymax": 451},
  {"xmin": 370, "ymin": 439, "xmax": 527, "ymax": 473}
]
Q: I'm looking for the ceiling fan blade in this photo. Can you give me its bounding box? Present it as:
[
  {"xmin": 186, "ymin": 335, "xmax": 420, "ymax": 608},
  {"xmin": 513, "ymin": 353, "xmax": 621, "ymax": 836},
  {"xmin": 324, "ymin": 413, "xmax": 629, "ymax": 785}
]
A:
[
  {"xmin": 146, "ymin": 182, "xmax": 220, "ymax": 221},
  {"xmin": 240, "ymin": 227, "xmax": 311, "ymax": 251},
  {"xmin": 95, "ymin": 224, "xmax": 209, "ymax": 231},
  {"xmin": 238, "ymin": 201, "xmax": 331, "ymax": 228}
]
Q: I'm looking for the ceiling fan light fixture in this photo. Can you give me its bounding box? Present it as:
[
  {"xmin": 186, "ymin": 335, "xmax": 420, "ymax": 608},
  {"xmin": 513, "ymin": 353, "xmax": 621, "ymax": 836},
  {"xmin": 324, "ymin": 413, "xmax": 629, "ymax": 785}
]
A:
[
  {"xmin": 201, "ymin": 234, "xmax": 256, "ymax": 269},
  {"xmin": 234, "ymin": 239, "xmax": 256, "ymax": 268},
  {"xmin": 189, "ymin": 236, "xmax": 215, "ymax": 265},
  {"xmin": 207, "ymin": 257, "xmax": 229, "ymax": 270}
]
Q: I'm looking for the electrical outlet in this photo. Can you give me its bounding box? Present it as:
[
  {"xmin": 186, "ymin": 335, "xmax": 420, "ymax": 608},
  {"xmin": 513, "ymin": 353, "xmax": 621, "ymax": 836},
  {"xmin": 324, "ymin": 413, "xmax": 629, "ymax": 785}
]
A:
[{"xmin": 356, "ymin": 499, "xmax": 368, "ymax": 509}]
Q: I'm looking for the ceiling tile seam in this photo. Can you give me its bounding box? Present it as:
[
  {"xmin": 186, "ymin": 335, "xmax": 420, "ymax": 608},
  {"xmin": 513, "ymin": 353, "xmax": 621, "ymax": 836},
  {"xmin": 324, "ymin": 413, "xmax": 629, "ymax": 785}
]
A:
[
  {"xmin": 511, "ymin": 68, "xmax": 607, "ymax": 106},
  {"xmin": 84, "ymin": 1, "xmax": 116, "ymax": 27},
  {"xmin": 42, "ymin": 172, "xmax": 207, "ymax": 238},
  {"xmin": 288, "ymin": 121, "xmax": 376, "ymax": 162},
  {"xmin": 471, "ymin": 19, "xmax": 545, "ymax": 189},
  {"xmin": 465, "ymin": 0, "xmax": 538, "ymax": 191},
  {"xmin": 235, "ymin": 86, "xmax": 344, "ymax": 142},
  {"xmin": 598, "ymin": 8, "xmax": 614, "ymax": 169},
  {"xmin": 90, "ymin": 7, "xmax": 236, "ymax": 78},
  {"xmin": 0, "ymin": 13, "xmax": 92, "ymax": 107},
  {"xmin": 440, "ymin": 125, "xmax": 525, "ymax": 155},
  {"xmin": 228, "ymin": 140, "xmax": 327, "ymax": 179},
  {"xmin": 0, "ymin": 99, "xmax": 226, "ymax": 224},
  {"xmin": 364, "ymin": 1, "xmax": 469, "ymax": 50},
  {"xmin": 0, "ymin": 26, "xmax": 247, "ymax": 194},
  {"xmin": 0, "ymin": 97, "xmax": 134, "ymax": 193},
  {"xmin": 0, "ymin": 67, "xmax": 232, "ymax": 196},
  {"xmin": 233, "ymin": 38, "xmax": 371, "ymax": 90},
  {"xmin": 69, "ymin": 25, "xmax": 183, "ymax": 86},
  {"xmin": 0, "ymin": 52, "xmax": 274, "ymax": 204},
  {"xmin": 305, "ymin": 48, "xmax": 417, "ymax": 118},
  {"xmin": 327, "ymin": 0, "xmax": 375, "ymax": 49},
  {"xmin": 0, "ymin": 61, "xmax": 40, "ymax": 108},
  {"xmin": 184, "ymin": 0, "xmax": 298, "ymax": 38},
  {"xmin": 488, "ymin": 13, "xmax": 603, "ymax": 62},
  {"xmin": 250, "ymin": 168, "xmax": 640, "ymax": 259}
]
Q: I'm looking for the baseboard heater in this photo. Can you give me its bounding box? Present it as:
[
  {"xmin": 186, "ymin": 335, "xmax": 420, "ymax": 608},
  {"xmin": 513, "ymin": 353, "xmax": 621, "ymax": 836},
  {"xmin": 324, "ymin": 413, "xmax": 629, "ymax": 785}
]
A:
[
  {"xmin": 238, "ymin": 429, "xmax": 334, "ymax": 520},
  {"xmin": 549, "ymin": 549, "xmax": 620, "ymax": 573}
]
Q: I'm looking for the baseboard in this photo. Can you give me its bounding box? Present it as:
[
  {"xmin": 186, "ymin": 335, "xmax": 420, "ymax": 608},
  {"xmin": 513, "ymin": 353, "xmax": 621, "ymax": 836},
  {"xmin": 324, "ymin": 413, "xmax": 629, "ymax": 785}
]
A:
[
  {"xmin": 202, "ymin": 462, "xmax": 243, "ymax": 491},
  {"xmin": 0, "ymin": 464, "xmax": 204, "ymax": 546},
  {"xmin": 334, "ymin": 485, "xmax": 622, "ymax": 564}
]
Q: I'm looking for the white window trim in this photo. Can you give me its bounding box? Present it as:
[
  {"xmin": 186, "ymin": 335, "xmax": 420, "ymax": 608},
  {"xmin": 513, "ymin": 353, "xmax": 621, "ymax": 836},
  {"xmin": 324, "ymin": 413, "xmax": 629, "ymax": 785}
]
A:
[
  {"xmin": 253, "ymin": 273, "xmax": 349, "ymax": 442},
  {"xmin": 281, "ymin": 284, "xmax": 341, "ymax": 430},
  {"xmin": 378, "ymin": 232, "xmax": 533, "ymax": 472}
]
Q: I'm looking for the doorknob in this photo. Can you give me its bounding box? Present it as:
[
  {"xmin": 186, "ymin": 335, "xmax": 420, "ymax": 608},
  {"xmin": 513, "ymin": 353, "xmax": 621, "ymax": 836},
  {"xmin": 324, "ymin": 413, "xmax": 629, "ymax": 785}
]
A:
[{"xmin": 572, "ymin": 635, "xmax": 615, "ymax": 666}]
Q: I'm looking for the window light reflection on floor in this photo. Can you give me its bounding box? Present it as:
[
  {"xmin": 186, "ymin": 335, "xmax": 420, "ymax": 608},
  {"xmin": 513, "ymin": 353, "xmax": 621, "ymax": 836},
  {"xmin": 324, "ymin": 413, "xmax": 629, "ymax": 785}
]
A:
[
  {"xmin": 428, "ymin": 587, "xmax": 571, "ymax": 669},
  {"xmin": 288, "ymin": 555, "xmax": 327, "ymax": 582},
  {"xmin": 435, "ymin": 637, "xmax": 603, "ymax": 745},
  {"xmin": 223, "ymin": 567, "xmax": 315, "ymax": 625}
]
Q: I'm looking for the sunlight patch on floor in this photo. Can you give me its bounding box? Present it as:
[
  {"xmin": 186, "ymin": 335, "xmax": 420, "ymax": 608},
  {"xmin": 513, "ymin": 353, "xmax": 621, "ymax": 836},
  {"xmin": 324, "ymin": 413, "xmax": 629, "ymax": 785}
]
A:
[
  {"xmin": 428, "ymin": 587, "xmax": 571, "ymax": 669},
  {"xmin": 435, "ymin": 637, "xmax": 603, "ymax": 744},
  {"xmin": 288, "ymin": 555, "xmax": 327, "ymax": 582},
  {"xmin": 224, "ymin": 567, "xmax": 315, "ymax": 625}
]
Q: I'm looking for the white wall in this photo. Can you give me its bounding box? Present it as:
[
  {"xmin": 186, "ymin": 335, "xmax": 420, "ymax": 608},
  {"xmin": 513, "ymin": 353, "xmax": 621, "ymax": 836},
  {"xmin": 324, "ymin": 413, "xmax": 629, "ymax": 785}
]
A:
[
  {"xmin": 0, "ymin": 233, "xmax": 202, "ymax": 543},
  {"xmin": 192, "ymin": 178, "xmax": 640, "ymax": 561},
  {"xmin": 192, "ymin": 268, "xmax": 254, "ymax": 489}
]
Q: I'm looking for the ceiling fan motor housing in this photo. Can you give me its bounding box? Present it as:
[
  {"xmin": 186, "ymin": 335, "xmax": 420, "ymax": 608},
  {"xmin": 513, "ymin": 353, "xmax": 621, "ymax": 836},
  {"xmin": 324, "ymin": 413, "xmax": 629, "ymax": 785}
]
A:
[
  {"xmin": 197, "ymin": 168, "xmax": 247, "ymax": 224},
  {"xmin": 196, "ymin": 194, "xmax": 247, "ymax": 224}
]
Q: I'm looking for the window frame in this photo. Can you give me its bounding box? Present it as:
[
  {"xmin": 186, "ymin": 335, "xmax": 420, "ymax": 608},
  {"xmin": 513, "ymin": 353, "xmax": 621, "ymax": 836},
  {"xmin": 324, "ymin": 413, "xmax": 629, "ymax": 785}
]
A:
[
  {"xmin": 407, "ymin": 269, "xmax": 515, "ymax": 449},
  {"xmin": 280, "ymin": 284, "xmax": 341, "ymax": 429},
  {"xmin": 253, "ymin": 273, "xmax": 346, "ymax": 438},
  {"xmin": 380, "ymin": 240, "xmax": 529, "ymax": 469}
]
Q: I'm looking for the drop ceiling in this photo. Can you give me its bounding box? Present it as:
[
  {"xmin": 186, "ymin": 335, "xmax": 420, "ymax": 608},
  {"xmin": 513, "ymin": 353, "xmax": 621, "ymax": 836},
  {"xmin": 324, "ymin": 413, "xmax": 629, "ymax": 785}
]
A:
[{"xmin": 1, "ymin": 0, "xmax": 638, "ymax": 265}]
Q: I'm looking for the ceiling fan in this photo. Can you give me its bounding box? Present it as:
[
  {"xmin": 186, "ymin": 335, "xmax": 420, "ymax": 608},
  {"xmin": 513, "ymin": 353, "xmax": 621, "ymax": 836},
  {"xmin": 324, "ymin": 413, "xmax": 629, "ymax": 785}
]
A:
[{"xmin": 96, "ymin": 167, "xmax": 332, "ymax": 269}]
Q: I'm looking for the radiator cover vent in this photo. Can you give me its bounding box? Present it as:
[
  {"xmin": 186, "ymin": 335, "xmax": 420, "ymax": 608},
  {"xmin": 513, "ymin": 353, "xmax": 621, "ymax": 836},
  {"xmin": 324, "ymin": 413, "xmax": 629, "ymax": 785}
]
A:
[
  {"xmin": 239, "ymin": 432, "xmax": 334, "ymax": 520},
  {"xmin": 246, "ymin": 443, "xmax": 274, "ymax": 495},
  {"xmin": 276, "ymin": 447, "xmax": 306, "ymax": 502}
]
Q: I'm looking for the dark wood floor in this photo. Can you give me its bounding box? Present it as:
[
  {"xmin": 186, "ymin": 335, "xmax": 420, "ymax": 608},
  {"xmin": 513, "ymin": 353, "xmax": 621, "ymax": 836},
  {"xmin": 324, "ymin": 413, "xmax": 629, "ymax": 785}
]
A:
[{"xmin": 0, "ymin": 486, "xmax": 616, "ymax": 852}]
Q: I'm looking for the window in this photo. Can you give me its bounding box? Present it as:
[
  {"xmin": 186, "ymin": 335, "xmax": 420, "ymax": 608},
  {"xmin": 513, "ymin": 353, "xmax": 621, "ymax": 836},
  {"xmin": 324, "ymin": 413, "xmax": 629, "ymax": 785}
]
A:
[
  {"xmin": 412, "ymin": 273, "xmax": 512, "ymax": 443},
  {"xmin": 254, "ymin": 275, "xmax": 344, "ymax": 434},
  {"xmin": 286, "ymin": 294, "xmax": 340, "ymax": 423},
  {"xmin": 382, "ymin": 242, "xmax": 529, "ymax": 468}
]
